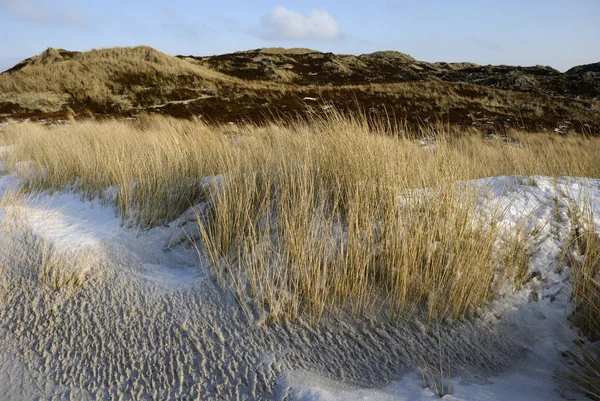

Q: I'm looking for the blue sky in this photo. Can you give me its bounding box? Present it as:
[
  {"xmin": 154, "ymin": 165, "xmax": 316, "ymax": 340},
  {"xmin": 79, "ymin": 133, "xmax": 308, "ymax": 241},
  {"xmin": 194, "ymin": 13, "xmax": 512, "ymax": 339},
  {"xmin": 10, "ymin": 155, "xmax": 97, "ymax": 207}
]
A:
[{"xmin": 1, "ymin": 0, "xmax": 599, "ymax": 72}]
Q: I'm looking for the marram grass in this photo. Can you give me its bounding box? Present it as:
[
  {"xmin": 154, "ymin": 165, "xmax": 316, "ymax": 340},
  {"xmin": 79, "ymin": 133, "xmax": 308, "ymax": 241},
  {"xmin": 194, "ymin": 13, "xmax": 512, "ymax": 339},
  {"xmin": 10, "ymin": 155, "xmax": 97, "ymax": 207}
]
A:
[{"xmin": 1, "ymin": 112, "xmax": 600, "ymax": 321}]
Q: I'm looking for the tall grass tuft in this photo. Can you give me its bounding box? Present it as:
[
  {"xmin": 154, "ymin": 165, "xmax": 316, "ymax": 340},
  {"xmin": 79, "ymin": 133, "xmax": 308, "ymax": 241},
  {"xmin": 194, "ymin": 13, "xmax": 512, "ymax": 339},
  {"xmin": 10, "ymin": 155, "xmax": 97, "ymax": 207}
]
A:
[{"xmin": 563, "ymin": 202, "xmax": 600, "ymax": 399}]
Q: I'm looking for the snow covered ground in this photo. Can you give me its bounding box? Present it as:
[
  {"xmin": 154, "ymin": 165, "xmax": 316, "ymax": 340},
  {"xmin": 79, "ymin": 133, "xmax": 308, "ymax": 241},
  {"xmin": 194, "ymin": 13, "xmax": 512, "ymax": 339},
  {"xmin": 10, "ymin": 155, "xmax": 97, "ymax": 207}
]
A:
[{"xmin": 0, "ymin": 163, "xmax": 598, "ymax": 399}]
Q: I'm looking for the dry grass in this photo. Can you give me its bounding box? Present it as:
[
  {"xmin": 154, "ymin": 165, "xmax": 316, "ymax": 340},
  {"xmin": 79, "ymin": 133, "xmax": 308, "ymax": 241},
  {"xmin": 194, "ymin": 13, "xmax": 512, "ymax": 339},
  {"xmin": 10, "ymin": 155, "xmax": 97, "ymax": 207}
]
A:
[
  {"xmin": 0, "ymin": 188, "xmax": 33, "ymax": 231},
  {"xmin": 570, "ymin": 209, "xmax": 600, "ymax": 340},
  {"xmin": 199, "ymin": 175, "xmax": 508, "ymax": 321},
  {"xmin": 0, "ymin": 189, "xmax": 95, "ymax": 298},
  {"xmin": 1, "ymin": 112, "xmax": 600, "ymax": 321},
  {"xmin": 563, "ymin": 204, "xmax": 600, "ymax": 399},
  {"xmin": 501, "ymin": 218, "xmax": 544, "ymax": 292},
  {"xmin": 0, "ymin": 92, "xmax": 70, "ymax": 113},
  {"xmin": 566, "ymin": 344, "xmax": 600, "ymax": 401},
  {"xmin": 24, "ymin": 233, "xmax": 94, "ymax": 296}
]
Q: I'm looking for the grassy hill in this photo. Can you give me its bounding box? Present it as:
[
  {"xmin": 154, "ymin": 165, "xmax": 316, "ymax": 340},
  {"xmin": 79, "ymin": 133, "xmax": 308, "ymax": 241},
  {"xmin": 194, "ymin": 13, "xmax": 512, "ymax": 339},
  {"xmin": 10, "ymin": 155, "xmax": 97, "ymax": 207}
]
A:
[
  {"xmin": 0, "ymin": 46, "xmax": 236, "ymax": 114},
  {"xmin": 1, "ymin": 46, "xmax": 599, "ymax": 133}
]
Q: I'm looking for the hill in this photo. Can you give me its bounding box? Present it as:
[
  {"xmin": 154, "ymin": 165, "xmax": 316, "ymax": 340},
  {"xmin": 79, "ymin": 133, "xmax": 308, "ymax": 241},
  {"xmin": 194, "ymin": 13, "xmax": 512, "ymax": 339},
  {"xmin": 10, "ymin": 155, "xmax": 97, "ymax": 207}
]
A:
[
  {"xmin": 566, "ymin": 61, "xmax": 600, "ymax": 74},
  {"xmin": 1, "ymin": 46, "xmax": 599, "ymax": 133},
  {"xmin": 0, "ymin": 46, "xmax": 236, "ymax": 114}
]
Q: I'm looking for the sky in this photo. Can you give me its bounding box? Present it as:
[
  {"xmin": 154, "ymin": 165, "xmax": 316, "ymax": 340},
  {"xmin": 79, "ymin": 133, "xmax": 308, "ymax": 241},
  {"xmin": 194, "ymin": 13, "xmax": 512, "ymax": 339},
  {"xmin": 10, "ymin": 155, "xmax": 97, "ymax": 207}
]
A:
[{"xmin": 0, "ymin": 0, "xmax": 599, "ymax": 72}]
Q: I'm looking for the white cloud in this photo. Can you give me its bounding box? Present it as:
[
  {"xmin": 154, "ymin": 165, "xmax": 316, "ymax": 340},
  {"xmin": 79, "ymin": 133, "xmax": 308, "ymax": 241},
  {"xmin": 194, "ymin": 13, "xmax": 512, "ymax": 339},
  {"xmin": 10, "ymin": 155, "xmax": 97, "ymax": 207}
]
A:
[
  {"xmin": 0, "ymin": 0, "xmax": 87, "ymax": 26},
  {"xmin": 260, "ymin": 6, "xmax": 340, "ymax": 40}
]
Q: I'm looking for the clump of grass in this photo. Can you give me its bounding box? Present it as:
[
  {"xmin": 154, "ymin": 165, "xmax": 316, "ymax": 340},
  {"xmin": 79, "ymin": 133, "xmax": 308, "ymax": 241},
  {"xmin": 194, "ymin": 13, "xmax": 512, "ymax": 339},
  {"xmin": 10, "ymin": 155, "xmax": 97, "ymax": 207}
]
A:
[
  {"xmin": 419, "ymin": 330, "xmax": 452, "ymax": 397},
  {"xmin": 198, "ymin": 160, "xmax": 524, "ymax": 322},
  {"xmin": 24, "ymin": 234, "xmax": 93, "ymax": 296},
  {"xmin": 0, "ymin": 188, "xmax": 26, "ymax": 230},
  {"xmin": 501, "ymin": 218, "xmax": 544, "ymax": 292},
  {"xmin": 568, "ymin": 205, "xmax": 600, "ymax": 339},
  {"xmin": 563, "ymin": 202, "xmax": 600, "ymax": 399}
]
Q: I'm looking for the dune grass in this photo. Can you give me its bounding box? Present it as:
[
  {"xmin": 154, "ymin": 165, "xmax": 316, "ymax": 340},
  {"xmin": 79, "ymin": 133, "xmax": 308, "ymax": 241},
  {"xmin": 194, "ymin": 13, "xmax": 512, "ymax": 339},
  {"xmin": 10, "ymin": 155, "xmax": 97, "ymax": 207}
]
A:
[
  {"xmin": 563, "ymin": 204, "xmax": 600, "ymax": 399},
  {"xmin": 569, "ymin": 206, "xmax": 600, "ymax": 340},
  {"xmin": 199, "ymin": 174, "xmax": 507, "ymax": 321},
  {"xmin": 1, "ymin": 112, "xmax": 600, "ymax": 322},
  {"xmin": 0, "ymin": 189, "xmax": 96, "ymax": 299},
  {"xmin": 25, "ymin": 233, "xmax": 94, "ymax": 296}
]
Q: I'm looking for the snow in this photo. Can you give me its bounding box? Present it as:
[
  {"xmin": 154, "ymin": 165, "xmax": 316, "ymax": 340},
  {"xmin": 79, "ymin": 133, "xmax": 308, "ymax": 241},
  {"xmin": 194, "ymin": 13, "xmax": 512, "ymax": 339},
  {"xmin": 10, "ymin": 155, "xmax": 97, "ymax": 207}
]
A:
[
  {"xmin": 0, "ymin": 166, "xmax": 598, "ymax": 399},
  {"xmin": 0, "ymin": 171, "xmax": 202, "ymax": 289},
  {"xmin": 146, "ymin": 94, "xmax": 216, "ymax": 109}
]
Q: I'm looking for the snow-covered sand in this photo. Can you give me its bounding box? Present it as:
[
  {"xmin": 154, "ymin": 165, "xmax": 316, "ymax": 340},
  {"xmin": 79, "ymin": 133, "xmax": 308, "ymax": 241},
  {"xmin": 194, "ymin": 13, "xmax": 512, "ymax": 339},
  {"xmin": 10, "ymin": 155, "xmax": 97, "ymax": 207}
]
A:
[{"xmin": 0, "ymin": 168, "xmax": 598, "ymax": 400}]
